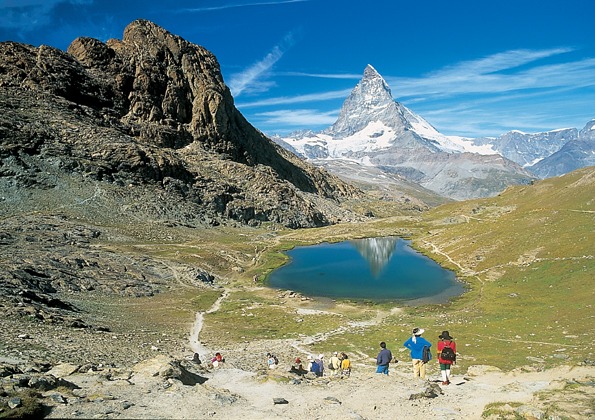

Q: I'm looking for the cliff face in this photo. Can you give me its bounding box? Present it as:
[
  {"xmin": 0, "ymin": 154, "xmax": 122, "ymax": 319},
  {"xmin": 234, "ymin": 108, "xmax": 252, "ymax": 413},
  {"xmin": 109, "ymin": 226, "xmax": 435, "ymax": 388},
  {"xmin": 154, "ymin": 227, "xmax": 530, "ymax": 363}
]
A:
[{"xmin": 0, "ymin": 19, "xmax": 361, "ymax": 228}]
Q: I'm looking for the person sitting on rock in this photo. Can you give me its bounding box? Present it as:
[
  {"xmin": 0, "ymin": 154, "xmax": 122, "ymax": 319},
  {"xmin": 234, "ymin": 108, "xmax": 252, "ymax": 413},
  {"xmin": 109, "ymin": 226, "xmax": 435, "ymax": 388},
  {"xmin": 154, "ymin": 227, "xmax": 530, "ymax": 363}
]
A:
[
  {"xmin": 290, "ymin": 357, "xmax": 307, "ymax": 375},
  {"xmin": 211, "ymin": 352, "xmax": 224, "ymax": 368},
  {"xmin": 267, "ymin": 352, "xmax": 278, "ymax": 369}
]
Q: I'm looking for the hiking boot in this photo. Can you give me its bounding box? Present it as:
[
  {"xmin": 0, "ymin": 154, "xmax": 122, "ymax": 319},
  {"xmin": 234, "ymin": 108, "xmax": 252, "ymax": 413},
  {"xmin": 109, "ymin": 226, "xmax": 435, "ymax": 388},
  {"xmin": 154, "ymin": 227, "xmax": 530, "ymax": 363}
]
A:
[{"xmin": 441, "ymin": 381, "xmax": 450, "ymax": 385}]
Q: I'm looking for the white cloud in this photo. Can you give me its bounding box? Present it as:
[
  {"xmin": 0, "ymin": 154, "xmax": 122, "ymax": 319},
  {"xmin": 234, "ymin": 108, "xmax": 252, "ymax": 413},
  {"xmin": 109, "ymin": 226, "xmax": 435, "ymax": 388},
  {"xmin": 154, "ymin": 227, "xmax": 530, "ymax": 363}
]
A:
[
  {"xmin": 387, "ymin": 48, "xmax": 595, "ymax": 98},
  {"xmin": 228, "ymin": 46, "xmax": 284, "ymax": 97},
  {"xmin": 0, "ymin": 0, "xmax": 92, "ymax": 30},
  {"xmin": 181, "ymin": 0, "xmax": 310, "ymax": 13},
  {"xmin": 237, "ymin": 88, "xmax": 353, "ymax": 108},
  {"xmin": 228, "ymin": 32, "xmax": 297, "ymax": 97},
  {"xmin": 276, "ymin": 71, "xmax": 362, "ymax": 79},
  {"xmin": 255, "ymin": 109, "xmax": 338, "ymax": 126}
]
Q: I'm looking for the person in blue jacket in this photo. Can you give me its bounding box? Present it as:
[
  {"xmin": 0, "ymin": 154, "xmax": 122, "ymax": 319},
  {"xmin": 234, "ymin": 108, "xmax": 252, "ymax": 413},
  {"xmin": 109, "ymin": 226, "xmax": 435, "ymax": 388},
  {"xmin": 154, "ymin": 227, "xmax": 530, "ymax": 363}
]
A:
[
  {"xmin": 403, "ymin": 327, "xmax": 431, "ymax": 380},
  {"xmin": 375, "ymin": 341, "xmax": 393, "ymax": 375}
]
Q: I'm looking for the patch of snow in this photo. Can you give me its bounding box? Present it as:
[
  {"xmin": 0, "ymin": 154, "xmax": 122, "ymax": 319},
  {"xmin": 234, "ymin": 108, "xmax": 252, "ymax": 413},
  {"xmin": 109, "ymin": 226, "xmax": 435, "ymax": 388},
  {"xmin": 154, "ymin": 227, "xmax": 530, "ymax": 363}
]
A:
[{"xmin": 523, "ymin": 157, "xmax": 544, "ymax": 167}]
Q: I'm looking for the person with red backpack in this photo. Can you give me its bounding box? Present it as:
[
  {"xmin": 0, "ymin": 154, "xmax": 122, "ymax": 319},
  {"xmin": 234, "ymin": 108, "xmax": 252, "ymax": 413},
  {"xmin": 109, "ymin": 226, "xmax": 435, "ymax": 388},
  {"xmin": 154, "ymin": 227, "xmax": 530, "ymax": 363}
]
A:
[{"xmin": 437, "ymin": 331, "xmax": 457, "ymax": 385}]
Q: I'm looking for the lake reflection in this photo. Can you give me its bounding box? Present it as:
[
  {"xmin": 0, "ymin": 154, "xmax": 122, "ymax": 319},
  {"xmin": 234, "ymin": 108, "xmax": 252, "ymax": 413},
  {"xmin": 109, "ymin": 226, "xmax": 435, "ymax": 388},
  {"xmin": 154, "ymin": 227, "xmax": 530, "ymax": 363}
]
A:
[{"xmin": 267, "ymin": 237, "xmax": 464, "ymax": 303}]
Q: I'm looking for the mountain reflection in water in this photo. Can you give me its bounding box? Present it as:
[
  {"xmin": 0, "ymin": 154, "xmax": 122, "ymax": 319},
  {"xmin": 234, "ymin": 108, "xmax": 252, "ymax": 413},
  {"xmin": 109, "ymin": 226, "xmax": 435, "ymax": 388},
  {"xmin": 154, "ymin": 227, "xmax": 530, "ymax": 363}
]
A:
[
  {"xmin": 267, "ymin": 237, "xmax": 464, "ymax": 303},
  {"xmin": 351, "ymin": 237, "xmax": 400, "ymax": 277}
]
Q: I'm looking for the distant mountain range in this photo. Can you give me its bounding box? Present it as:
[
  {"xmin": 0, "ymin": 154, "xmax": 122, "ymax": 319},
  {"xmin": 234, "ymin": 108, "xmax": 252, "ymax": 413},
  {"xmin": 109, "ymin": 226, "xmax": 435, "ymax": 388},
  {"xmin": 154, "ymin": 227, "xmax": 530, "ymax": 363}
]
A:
[
  {"xmin": 273, "ymin": 65, "xmax": 594, "ymax": 200},
  {"xmin": 476, "ymin": 120, "xmax": 595, "ymax": 179}
]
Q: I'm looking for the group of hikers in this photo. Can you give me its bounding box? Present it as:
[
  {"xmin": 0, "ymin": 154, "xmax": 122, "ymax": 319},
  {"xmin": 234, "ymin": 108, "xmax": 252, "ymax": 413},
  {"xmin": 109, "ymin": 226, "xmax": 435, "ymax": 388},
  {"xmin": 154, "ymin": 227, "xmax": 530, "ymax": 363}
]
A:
[
  {"xmin": 286, "ymin": 328, "xmax": 456, "ymax": 384},
  {"xmin": 377, "ymin": 328, "xmax": 457, "ymax": 385},
  {"xmin": 289, "ymin": 351, "xmax": 352, "ymax": 377},
  {"xmin": 206, "ymin": 328, "xmax": 456, "ymax": 385}
]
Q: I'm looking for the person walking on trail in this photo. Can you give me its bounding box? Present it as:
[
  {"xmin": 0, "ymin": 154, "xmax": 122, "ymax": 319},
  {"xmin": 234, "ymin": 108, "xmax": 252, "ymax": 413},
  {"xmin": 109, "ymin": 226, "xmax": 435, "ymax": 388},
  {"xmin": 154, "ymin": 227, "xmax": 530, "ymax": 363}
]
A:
[
  {"xmin": 376, "ymin": 341, "xmax": 393, "ymax": 375},
  {"xmin": 403, "ymin": 327, "xmax": 432, "ymax": 380},
  {"xmin": 437, "ymin": 330, "xmax": 457, "ymax": 385},
  {"xmin": 329, "ymin": 352, "xmax": 341, "ymax": 376}
]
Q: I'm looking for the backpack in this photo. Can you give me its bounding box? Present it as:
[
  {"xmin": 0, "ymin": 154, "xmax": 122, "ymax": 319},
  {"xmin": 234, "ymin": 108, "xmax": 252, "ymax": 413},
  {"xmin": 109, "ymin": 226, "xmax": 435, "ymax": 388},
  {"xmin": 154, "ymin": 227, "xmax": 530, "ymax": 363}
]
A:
[
  {"xmin": 440, "ymin": 342, "xmax": 456, "ymax": 362},
  {"xmin": 422, "ymin": 345, "xmax": 432, "ymax": 363},
  {"xmin": 310, "ymin": 360, "xmax": 320, "ymax": 373}
]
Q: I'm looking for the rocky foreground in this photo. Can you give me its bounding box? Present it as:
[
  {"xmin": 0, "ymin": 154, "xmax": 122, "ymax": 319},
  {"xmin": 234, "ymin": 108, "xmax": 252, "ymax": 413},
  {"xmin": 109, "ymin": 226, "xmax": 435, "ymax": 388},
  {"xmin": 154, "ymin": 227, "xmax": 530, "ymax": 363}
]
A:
[
  {"xmin": 2, "ymin": 331, "xmax": 594, "ymax": 419},
  {"xmin": 1, "ymin": 280, "xmax": 593, "ymax": 419}
]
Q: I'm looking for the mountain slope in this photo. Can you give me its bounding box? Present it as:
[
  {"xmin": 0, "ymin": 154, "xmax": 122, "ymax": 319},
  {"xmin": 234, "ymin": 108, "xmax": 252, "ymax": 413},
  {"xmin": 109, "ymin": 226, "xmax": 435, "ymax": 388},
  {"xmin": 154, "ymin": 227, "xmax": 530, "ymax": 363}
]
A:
[
  {"xmin": 276, "ymin": 65, "xmax": 534, "ymax": 200},
  {"xmin": 0, "ymin": 19, "xmax": 363, "ymax": 229}
]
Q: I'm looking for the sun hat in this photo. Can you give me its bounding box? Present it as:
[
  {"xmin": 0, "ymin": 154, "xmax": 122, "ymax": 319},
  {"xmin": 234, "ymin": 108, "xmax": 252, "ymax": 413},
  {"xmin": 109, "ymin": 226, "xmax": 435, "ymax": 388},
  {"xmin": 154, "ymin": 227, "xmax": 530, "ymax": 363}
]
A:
[
  {"xmin": 412, "ymin": 327, "xmax": 425, "ymax": 336},
  {"xmin": 318, "ymin": 354, "xmax": 324, "ymax": 359},
  {"xmin": 439, "ymin": 331, "xmax": 453, "ymax": 340}
]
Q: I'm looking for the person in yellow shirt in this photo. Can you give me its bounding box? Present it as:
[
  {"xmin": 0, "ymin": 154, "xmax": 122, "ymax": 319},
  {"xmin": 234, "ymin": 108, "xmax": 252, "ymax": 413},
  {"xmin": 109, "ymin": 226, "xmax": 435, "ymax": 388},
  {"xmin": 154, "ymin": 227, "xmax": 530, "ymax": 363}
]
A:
[{"xmin": 340, "ymin": 353, "xmax": 351, "ymax": 377}]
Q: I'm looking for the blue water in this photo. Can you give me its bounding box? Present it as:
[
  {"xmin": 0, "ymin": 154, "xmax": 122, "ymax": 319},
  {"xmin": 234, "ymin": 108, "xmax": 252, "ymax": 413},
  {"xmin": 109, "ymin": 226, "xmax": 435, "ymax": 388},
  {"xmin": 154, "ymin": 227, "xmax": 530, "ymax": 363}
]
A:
[{"xmin": 267, "ymin": 237, "xmax": 463, "ymax": 303}]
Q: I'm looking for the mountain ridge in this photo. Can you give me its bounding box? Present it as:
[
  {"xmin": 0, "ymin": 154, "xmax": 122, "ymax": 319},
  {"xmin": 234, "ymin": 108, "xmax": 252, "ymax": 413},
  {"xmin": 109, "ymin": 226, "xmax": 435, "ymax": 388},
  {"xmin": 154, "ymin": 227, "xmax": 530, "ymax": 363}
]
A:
[{"xmin": 0, "ymin": 19, "xmax": 365, "ymax": 229}]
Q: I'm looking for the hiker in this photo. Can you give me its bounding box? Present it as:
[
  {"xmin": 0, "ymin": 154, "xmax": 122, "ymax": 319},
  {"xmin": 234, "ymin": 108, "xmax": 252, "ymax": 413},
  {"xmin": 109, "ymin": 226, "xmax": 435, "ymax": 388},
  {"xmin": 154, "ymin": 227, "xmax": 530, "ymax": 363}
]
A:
[
  {"xmin": 437, "ymin": 330, "xmax": 457, "ymax": 385},
  {"xmin": 192, "ymin": 352, "xmax": 201, "ymax": 364},
  {"xmin": 403, "ymin": 327, "xmax": 432, "ymax": 380},
  {"xmin": 314, "ymin": 354, "xmax": 325, "ymax": 377},
  {"xmin": 376, "ymin": 341, "xmax": 393, "ymax": 375},
  {"xmin": 211, "ymin": 352, "xmax": 224, "ymax": 368},
  {"xmin": 340, "ymin": 353, "xmax": 351, "ymax": 377},
  {"xmin": 308, "ymin": 354, "xmax": 323, "ymax": 377},
  {"xmin": 306, "ymin": 355, "xmax": 314, "ymax": 372},
  {"xmin": 290, "ymin": 357, "xmax": 307, "ymax": 375},
  {"xmin": 329, "ymin": 351, "xmax": 341, "ymax": 376},
  {"xmin": 267, "ymin": 352, "xmax": 278, "ymax": 369}
]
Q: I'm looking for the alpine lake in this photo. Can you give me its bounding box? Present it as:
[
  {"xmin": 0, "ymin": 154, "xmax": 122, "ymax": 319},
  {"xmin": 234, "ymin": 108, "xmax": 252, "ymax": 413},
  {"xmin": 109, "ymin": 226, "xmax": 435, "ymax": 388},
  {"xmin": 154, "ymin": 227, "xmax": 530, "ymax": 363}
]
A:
[{"xmin": 267, "ymin": 237, "xmax": 464, "ymax": 304}]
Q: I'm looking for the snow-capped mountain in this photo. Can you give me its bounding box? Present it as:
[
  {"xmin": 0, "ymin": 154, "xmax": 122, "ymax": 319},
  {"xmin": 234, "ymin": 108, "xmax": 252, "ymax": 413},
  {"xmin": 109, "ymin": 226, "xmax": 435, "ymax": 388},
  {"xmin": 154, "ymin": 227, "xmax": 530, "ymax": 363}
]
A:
[
  {"xmin": 278, "ymin": 65, "xmax": 468, "ymax": 160},
  {"xmin": 274, "ymin": 65, "xmax": 534, "ymax": 200},
  {"xmin": 465, "ymin": 120, "xmax": 594, "ymax": 179},
  {"xmin": 470, "ymin": 128, "xmax": 578, "ymax": 168},
  {"xmin": 529, "ymin": 120, "xmax": 595, "ymax": 178}
]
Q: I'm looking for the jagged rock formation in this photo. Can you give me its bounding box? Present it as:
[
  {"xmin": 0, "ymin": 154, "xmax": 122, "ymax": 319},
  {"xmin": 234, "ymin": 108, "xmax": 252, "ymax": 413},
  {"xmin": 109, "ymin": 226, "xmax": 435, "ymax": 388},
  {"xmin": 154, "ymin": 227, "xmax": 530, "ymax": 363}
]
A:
[
  {"xmin": 0, "ymin": 19, "xmax": 362, "ymax": 229},
  {"xmin": 0, "ymin": 19, "xmax": 367, "ymax": 345}
]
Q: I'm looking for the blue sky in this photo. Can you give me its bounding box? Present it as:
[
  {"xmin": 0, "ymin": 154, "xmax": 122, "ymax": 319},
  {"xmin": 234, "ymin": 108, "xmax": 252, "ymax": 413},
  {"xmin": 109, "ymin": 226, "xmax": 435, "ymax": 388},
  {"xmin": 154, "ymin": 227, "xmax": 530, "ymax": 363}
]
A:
[{"xmin": 1, "ymin": 0, "xmax": 594, "ymax": 138}]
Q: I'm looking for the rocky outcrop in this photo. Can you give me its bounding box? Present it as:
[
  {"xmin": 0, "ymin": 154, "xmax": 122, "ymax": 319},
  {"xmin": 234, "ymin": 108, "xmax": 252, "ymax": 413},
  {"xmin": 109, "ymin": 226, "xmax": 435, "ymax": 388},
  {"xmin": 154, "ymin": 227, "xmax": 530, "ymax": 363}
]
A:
[{"xmin": 0, "ymin": 19, "xmax": 362, "ymax": 229}]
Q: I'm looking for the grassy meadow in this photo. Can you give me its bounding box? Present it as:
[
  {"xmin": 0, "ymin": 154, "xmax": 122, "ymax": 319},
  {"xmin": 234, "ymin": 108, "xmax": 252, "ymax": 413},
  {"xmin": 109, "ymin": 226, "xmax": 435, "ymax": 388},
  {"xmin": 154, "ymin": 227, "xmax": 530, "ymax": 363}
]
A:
[{"xmin": 102, "ymin": 167, "xmax": 594, "ymax": 372}]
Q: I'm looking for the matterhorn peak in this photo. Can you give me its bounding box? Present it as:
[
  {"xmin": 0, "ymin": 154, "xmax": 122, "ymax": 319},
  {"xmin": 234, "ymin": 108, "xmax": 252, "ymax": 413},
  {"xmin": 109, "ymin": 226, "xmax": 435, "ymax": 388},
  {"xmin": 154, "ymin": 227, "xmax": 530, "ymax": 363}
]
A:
[
  {"xmin": 325, "ymin": 65, "xmax": 396, "ymax": 137},
  {"xmin": 354, "ymin": 64, "xmax": 394, "ymax": 107}
]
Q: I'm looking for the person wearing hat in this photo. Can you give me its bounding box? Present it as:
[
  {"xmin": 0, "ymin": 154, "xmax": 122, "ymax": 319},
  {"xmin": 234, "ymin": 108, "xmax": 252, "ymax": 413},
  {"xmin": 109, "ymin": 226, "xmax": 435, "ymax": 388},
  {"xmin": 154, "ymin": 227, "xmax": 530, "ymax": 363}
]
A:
[
  {"xmin": 437, "ymin": 331, "xmax": 457, "ymax": 385},
  {"xmin": 314, "ymin": 354, "xmax": 325, "ymax": 377},
  {"xmin": 329, "ymin": 351, "xmax": 341, "ymax": 376},
  {"xmin": 403, "ymin": 327, "xmax": 432, "ymax": 380},
  {"xmin": 290, "ymin": 357, "xmax": 307, "ymax": 375},
  {"xmin": 306, "ymin": 355, "xmax": 313, "ymax": 372}
]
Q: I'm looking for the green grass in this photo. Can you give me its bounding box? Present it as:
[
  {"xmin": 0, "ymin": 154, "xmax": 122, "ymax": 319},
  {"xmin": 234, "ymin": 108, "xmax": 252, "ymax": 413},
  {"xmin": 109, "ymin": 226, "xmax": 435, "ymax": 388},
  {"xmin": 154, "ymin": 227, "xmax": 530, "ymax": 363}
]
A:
[
  {"xmin": 62, "ymin": 167, "xmax": 595, "ymax": 372},
  {"xmin": 481, "ymin": 401, "xmax": 524, "ymax": 418}
]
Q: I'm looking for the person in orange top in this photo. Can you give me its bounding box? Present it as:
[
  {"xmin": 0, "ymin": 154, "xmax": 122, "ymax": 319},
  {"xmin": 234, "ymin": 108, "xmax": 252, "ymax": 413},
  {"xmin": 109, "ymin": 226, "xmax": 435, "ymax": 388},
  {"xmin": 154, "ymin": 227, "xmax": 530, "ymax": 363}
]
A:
[{"xmin": 437, "ymin": 331, "xmax": 457, "ymax": 385}]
